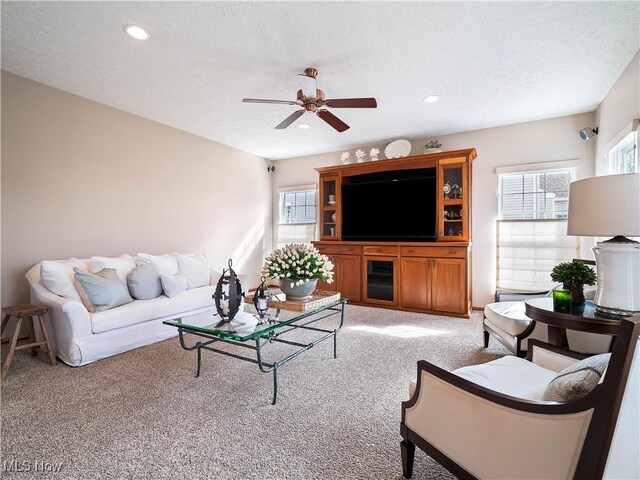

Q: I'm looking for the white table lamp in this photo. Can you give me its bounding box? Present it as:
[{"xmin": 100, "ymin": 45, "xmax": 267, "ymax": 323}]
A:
[{"xmin": 567, "ymin": 173, "xmax": 640, "ymax": 316}]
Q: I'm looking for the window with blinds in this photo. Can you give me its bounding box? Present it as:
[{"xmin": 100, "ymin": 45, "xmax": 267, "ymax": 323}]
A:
[
  {"xmin": 277, "ymin": 188, "xmax": 317, "ymax": 247},
  {"xmin": 497, "ymin": 168, "xmax": 579, "ymax": 291}
]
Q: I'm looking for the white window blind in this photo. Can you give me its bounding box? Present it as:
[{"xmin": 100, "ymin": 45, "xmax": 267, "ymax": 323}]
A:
[
  {"xmin": 276, "ymin": 224, "xmax": 316, "ymax": 249},
  {"xmin": 496, "ymin": 165, "xmax": 578, "ymax": 291},
  {"xmin": 497, "ymin": 220, "xmax": 580, "ymax": 291},
  {"xmin": 276, "ymin": 187, "xmax": 317, "ymax": 247}
]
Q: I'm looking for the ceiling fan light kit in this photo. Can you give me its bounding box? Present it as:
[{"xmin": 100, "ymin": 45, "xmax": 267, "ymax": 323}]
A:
[{"xmin": 243, "ymin": 68, "xmax": 377, "ymax": 132}]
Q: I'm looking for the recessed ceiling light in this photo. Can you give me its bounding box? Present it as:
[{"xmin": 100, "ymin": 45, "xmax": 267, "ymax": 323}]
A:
[
  {"xmin": 298, "ymin": 123, "xmax": 311, "ymax": 129},
  {"xmin": 124, "ymin": 25, "xmax": 150, "ymax": 40},
  {"xmin": 423, "ymin": 95, "xmax": 440, "ymax": 103}
]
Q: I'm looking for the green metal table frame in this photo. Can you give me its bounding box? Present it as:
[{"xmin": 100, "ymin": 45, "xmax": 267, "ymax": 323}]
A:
[{"xmin": 167, "ymin": 300, "xmax": 347, "ymax": 405}]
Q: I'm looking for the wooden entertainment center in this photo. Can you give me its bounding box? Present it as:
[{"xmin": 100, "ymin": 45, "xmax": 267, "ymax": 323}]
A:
[{"xmin": 312, "ymin": 148, "xmax": 476, "ymax": 317}]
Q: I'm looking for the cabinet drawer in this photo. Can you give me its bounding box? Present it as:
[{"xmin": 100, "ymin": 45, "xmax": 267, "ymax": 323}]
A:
[
  {"xmin": 400, "ymin": 246, "xmax": 466, "ymax": 258},
  {"xmin": 363, "ymin": 245, "xmax": 399, "ymax": 256},
  {"xmin": 318, "ymin": 245, "xmax": 362, "ymax": 255}
]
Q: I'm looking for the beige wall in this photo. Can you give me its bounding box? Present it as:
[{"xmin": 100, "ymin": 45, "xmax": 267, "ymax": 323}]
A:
[
  {"xmin": 594, "ymin": 51, "xmax": 639, "ymax": 174},
  {"xmin": 272, "ymin": 112, "xmax": 596, "ymax": 308},
  {"xmin": 1, "ymin": 72, "xmax": 272, "ymax": 305}
]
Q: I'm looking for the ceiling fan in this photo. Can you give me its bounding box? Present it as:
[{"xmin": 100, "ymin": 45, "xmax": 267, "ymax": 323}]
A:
[{"xmin": 242, "ymin": 68, "xmax": 377, "ymax": 133}]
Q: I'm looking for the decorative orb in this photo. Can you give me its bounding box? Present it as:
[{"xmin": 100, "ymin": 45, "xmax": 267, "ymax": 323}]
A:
[{"xmin": 213, "ymin": 259, "xmax": 243, "ymax": 322}]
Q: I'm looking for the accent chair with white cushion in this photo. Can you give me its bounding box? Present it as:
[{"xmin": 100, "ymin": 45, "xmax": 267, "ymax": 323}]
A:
[
  {"xmin": 483, "ymin": 289, "xmax": 549, "ymax": 357},
  {"xmin": 401, "ymin": 315, "xmax": 640, "ymax": 480}
]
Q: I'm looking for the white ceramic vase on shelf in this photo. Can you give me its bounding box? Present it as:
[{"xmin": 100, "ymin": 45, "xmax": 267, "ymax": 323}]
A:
[{"xmin": 424, "ymin": 148, "xmax": 443, "ymax": 154}]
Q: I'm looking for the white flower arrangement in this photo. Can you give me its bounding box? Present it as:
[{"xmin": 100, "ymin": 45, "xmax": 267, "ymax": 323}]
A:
[
  {"xmin": 355, "ymin": 149, "xmax": 365, "ymax": 162},
  {"xmin": 340, "ymin": 151, "xmax": 350, "ymax": 164},
  {"xmin": 262, "ymin": 244, "xmax": 334, "ymax": 288},
  {"xmin": 369, "ymin": 147, "xmax": 380, "ymax": 161}
]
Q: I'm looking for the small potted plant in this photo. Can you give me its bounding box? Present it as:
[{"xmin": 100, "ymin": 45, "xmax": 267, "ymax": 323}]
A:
[
  {"xmin": 550, "ymin": 261, "xmax": 597, "ymax": 304},
  {"xmin": 424, "ymin": 140, "xmax": 443, "ymax": 154}
]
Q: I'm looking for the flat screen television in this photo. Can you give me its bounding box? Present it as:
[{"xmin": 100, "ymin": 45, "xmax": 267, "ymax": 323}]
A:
[{"xmin": 341, "ymin": 168, "xmax": 437, "ymax": 241}]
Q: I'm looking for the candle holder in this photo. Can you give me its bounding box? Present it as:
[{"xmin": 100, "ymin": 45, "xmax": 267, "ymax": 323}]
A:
[
  {"xmin": 553, "ymin": 288, "xmax": 571, "ymax": 314},
  {"xmin": 252, "ymin": 276, "xmax": 272, "ymax": 323}
]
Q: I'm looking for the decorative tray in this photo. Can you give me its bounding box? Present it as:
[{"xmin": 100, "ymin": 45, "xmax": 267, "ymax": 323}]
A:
[{"xmin": 246, "ymin": 289, "xmax": 342, "ymax": 312}]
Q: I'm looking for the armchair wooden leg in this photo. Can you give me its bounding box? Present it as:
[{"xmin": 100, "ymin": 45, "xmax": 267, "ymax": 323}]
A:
[
  {"xmin": 483, "ymin": 329, "xmax": 489, "ymax": 348},
  {"xmin": 401, "ymin": 439, "xmax": 415, "ymax": 478}
]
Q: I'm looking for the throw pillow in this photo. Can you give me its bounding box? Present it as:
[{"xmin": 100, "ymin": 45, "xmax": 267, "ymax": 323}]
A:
[
  {"xmin": 137, "ymin": 253, "xmax": 179, "ymax": 277},
  {"xmin": 74, "ymin": 268, "xmax": 134, "ymax": 312},
  {"xmin": 542, "ymin": 353, "xmax": 610, "ymax": 403},
  {"xmin": 176, "ymin": 253, "xmax": 209, "ymax": 288},
  {"xmin": 127, "ymin": 263, "xmax": 162, "ymax": 300},
  {"xmin": 160, "ymin": 273, "xmax": 189, "ymax": 298},
  {"xmin": 40, "ymin": 258, "xmax": 88, "ymax": 303},
  {"xmin": 90, "ymin": 255, "xmax": 136, "ymax": 284},
  {"xmin": 73, "ymin": 279, "xmax": 96, "ymax": 313}
]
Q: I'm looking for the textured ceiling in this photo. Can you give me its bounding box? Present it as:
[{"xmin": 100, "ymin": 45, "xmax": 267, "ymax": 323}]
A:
[{"xmin": 2, "ymin": 1, "xmax": 638, "ymax": 160}]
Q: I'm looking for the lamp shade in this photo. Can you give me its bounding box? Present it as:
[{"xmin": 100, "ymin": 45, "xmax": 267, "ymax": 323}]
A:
[{"xmin": 567, "ymin": 173, "xmax": 640, "ymax": 237}]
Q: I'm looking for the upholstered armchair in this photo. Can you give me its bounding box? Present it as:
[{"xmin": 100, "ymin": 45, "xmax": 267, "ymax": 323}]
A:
[
  {"xmin": 483, "ymin": 288, "xmax": 549, "ymax": 356},
  {"xmin": 401, "ymin": 315, "xmax": 640, "ymax": 480}
]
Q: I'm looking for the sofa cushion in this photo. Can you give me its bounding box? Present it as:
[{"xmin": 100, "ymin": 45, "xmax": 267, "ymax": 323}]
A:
[
  {"xmin": 137, "ymin": 253, "xmax": 179, "ymax": 277},
  {"xmin": 74, "ymin": 268, "xmax": 134, "ymax": 312},
  {"xmin": 542, "ymin": 353, "xmax": 610, "ymax": 403},
  {"xmin": 160, "ymin": 273, "xmax": 189, "ymax": 298},
  {"xmin": 453, "ymin": 356, "xmax": 557, "ymax": 401},
  {"xmin": 483, "ymin": 301, "xmax": 533, "ymax": 336},
  {"xmin": 90, "ymin": 255, "xmax": 136, "ymax": 284},
  {"xmin": 40, "ymin": 258, "xmax": 89, "ymax": 303},
  {"xmin": 90, "ymin": 285, "xmax": 217, "ymax": 333},
  {"xmin": 177, "ymin": 253, "xmax": 209, "ymax": 288},
  {"xmin": 127, "ymin": 263, "xmax": 162, "ymax": 300}
]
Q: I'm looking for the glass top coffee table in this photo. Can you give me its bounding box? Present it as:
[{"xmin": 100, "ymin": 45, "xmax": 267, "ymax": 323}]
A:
[{"xmin": 164, "ymin": 293, "xmax": 347, "ymax": 405}]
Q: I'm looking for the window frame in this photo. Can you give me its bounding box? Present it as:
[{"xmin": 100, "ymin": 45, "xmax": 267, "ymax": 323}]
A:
[
  {"xmin": 607, "ymin": 130, "xmax": 638, "ymax": 175},
  {"xmin": 278, "ymin": 187, "xmax": 317, "ymax": 226},
  {"xmin": 498, "ymin": 167, "xmax": 575, "ymax": 221}
]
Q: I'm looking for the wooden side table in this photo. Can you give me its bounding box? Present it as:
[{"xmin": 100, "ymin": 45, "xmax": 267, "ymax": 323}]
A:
[
  {"xmin": 1, "ymin": 304, "xmax": 56, "ymax": 378},
  {"xmin": 524, "ymin": 297, "xmax": 621, "ymax": 348}
]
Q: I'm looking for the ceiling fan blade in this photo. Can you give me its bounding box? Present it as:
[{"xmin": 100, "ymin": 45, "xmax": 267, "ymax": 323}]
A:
[
  {"xmin": 324, "ymin": 98, "xmax": 377, "ymax": 108},
  {"xmin": 317, "ymin": 110, "xmax": 350, "ymax": 132},
  {"xmin": 298, "ymin": 74, "xmax": 317, "ymax": 99},
  {"xmin": 243, "ymin": 98, "xmax": 299, "ymax": 105},
  {"xmin": 275, "ymin": 110, "xmax": 305, "ymax": 129}
]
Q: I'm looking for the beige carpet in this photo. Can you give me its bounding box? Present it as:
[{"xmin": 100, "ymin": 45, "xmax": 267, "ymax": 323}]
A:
[{"xmin": 1, "ymin": 305, "xmax": 507, "ymax": 479}]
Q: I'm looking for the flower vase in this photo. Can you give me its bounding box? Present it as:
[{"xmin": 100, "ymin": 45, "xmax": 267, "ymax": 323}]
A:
[{"xmin": 279, "ymin": 278, "xmax": 318, "ymax": 301}]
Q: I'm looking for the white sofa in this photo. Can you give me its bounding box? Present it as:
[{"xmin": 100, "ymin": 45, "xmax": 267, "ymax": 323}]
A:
[{"xmin": 26, "ymin": 257, "xmax": 250, "ymax": 367}]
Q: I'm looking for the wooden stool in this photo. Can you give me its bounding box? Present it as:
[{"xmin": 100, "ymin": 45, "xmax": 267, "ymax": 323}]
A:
[{"xmin": 1, "ymin": 304, "xmax": 56, "ymax": 379}]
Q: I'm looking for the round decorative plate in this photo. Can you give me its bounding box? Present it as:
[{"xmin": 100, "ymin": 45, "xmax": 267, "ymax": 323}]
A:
[{"xmin": 384, "ymin": 139, "xmax": 411, "ymax": 159}]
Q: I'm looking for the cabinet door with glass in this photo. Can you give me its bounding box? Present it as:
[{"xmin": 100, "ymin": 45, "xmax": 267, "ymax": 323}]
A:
[
  {"xmin": 362, "ymin": 256, "xmax": 397, "ymax": 306},
  {"xmin": 437, "ymin": 159, "xmax": 469, "ymax": 241},
  {"xmin": 319, "ymin": 175, "xmax": 340, "ymax": 240}
]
